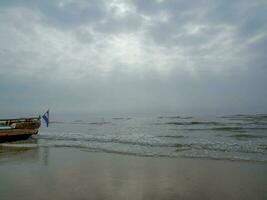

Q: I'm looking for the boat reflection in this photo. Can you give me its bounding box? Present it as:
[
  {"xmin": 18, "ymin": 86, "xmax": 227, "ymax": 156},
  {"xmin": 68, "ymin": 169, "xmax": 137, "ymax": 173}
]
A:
[{"xmin": 0, "ymin": 138, "xmax": 49, "ymax": 166}]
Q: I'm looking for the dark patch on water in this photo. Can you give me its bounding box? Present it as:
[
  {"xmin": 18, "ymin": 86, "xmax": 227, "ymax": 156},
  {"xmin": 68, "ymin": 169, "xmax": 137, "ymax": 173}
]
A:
[
  {"xmin": 158, "ymin": 116, "xmax": 181, "ymax": 119},
  {"xmin": 258, "ymin": 144, "xmax": 267, "ymax": 150},
  {"xmin": 87, "ymin": 122, "xmax": 112, "ymax": 125},
  {"xmin": 219, "ymin": 114, "xmax": 267, "ymax": 121},
  {"xmin": 52, "ymin": 121, "xmax": 113, "ymax": 125},
  {"xmin": 219, "ymin": 114, "xmax": 253, "ymax": 118},
  {"xmin": 158, "ymin": 135, "xmax": 185, "ymax": 138},
  {"xmin": 212, "ymin": 127, "xmax": 267, "ymax": 131},
  {"xmin": 175, "ymin": 143, "xmax": 192, "ymax": 152},
  {"xmin": 229, "ymin": 134, "xmax": 267, "ymax": 139},
  {"xmin": 112, "ymin": 117, "xmax": 131, "ymax": 120},
  {"xmin": 50, "ymin": 121, "xmax": 65, "ymax": 124},
  {"xmin": 73, "ymin": 120, "xmax": 84, "ymax": 123},
  {"xmin": 183, "ymin": 128, "xmax": 246, "ymax": 133},
  {"xmin": 164, "ymin": 121, "xmax": 223, "ymax": 126},
  {"xmin": 212, "ymin": 127, "xmax": 244, "ymax": 131},
  {"xmin": 179, "ymin": 127, "xmax": 267, "ymax": 132},
  {"xmin": 175, "ymin": 143, "xmax": 191, "ymax": 148},
  {"xmin": 158, "ymin": 116, "xmax": 192, "ymax": 119}
]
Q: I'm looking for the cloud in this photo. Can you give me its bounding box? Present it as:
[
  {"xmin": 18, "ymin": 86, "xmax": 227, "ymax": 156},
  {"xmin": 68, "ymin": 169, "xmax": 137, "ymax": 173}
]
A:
[{"xmin": 0, "ymin": 0, "xmax": 266, "ymax": 117}]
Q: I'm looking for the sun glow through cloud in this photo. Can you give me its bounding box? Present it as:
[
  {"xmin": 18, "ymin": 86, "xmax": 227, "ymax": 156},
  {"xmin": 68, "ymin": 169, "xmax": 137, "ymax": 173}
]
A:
[{"xmin": 0, "ymin": 0, "xmax": 266, "ymax": 116}]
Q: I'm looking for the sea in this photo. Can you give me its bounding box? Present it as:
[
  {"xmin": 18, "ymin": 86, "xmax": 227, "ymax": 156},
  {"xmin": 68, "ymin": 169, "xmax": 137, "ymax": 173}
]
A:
[{"xmin": 1, "ymin": 114, "xmax": 267, "ymax": 162}]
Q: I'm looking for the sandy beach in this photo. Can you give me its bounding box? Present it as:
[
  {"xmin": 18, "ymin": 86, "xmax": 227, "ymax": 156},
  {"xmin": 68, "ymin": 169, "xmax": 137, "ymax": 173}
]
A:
[
  {"xmin": 1, "ymin": 0, "xmax": 267, "ymax": 199},
  {"xmin": 0, "ymin": 146, "xmax": 266, "ymax": 200}
]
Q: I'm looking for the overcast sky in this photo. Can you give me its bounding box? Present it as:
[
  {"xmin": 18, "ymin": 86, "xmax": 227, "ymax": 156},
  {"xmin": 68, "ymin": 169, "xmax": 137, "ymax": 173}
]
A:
[{"xmin": 0, "ymin": 0, "xmax": 267, "ymax": 118}]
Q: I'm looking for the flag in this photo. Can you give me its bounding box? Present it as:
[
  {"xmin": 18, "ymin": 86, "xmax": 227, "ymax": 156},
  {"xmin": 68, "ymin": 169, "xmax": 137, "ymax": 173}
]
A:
[{"xmin": 42, "ymin": 110, "xmax": 49, "ymax": 127}]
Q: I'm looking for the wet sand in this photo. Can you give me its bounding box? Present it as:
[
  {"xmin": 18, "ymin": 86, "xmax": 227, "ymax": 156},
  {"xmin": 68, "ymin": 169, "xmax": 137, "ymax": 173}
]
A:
[{"xmin": 0, "ymin": 147, "xmax": 267, "ymax": 200}]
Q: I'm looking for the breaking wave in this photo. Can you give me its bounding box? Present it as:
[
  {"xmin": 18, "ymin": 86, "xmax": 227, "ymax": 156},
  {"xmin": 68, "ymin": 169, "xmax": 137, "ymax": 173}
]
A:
[{"xmin": 35, "ymin": 134, "xmax": 178, "ymax": 148}]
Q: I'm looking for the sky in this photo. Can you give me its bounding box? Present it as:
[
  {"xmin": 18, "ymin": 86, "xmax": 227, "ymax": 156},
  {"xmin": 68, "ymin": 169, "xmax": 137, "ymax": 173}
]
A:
[{"xmin": 0, "ymin": 0, "xmax": 267, "ymax": 118}]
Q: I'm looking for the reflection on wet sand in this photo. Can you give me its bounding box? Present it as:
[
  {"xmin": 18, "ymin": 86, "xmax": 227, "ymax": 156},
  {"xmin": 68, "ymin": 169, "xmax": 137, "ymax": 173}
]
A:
[
  {"xmin": 0, "ymin": 138, "xmax": 49, "ymax": 166},
  {"xmin": 0, "ymin": 147, "xmax": 267, "ymax": 200},
  {"xmin": 42, "ymin": 146, "xmax": 49, "ymax": 166},
  {"xmin": 0, "ymin": 138, "xmax": 39, "ymax": 163}
]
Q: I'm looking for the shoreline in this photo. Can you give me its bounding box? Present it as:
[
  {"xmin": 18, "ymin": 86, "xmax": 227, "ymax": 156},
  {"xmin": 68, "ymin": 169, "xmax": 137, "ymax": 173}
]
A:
[{"xmin": 1, "ymin": 143, "xmax": 267, "ymax": 163}]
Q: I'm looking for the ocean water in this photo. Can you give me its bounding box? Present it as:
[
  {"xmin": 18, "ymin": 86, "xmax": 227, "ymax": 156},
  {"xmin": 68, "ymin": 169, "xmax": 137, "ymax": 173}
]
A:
[{"xmin": 1, "ymin": 114, "xmax": 267, "ymax": 162}]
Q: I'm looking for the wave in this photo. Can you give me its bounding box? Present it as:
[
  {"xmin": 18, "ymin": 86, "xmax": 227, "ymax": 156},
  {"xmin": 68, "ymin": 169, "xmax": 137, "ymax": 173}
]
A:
[
  {"xmin": 193, "ymin": 142, "xmax": 266, "ymax": 154},
  {"xmin": 3, "ymin": 137, "xmax": 266, "ymax": 162},
  {"xmin": 79, "ymin": 148, "xmax": 176, "ymax": 158},
  {"xmin": 35, "ymin": 135, "xmax": 178, "ymax": 148},
  {"xmin": 35, "ymin": 134, "xmax": 267, "ymax": 156},
  {"xmin": 4, "ymin": 142, "xmax": 265, "ymax": 163},
  {"xmin": 53, "ymin": 144, "xmax": 267, "ymax": 162},
  {"xmin": 48, "ymin": 144, "xmax": 178, "ymax": 158}
]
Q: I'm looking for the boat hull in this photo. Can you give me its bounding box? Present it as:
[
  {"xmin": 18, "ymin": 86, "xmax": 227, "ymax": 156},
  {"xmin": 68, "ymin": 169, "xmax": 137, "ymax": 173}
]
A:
[{"xmin": 0, "ymin": 129, "xmax": 38, "ymax": 143}]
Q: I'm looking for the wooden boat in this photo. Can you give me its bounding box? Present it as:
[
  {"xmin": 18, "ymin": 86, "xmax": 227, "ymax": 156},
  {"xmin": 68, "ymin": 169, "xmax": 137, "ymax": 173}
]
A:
[{"xmin": 0, "ymin": 117, "xmax": 41, "ymax": 143}]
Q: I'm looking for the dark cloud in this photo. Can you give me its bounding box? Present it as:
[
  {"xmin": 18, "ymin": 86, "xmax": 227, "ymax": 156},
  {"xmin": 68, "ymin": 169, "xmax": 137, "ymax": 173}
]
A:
[
  {"xmin": 0, "ymin": 0, "xmax": 267, "ymax": 117},
  {"xmin": 0, "ymin": 0, "xmax": 107, "ymax": 29}
]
